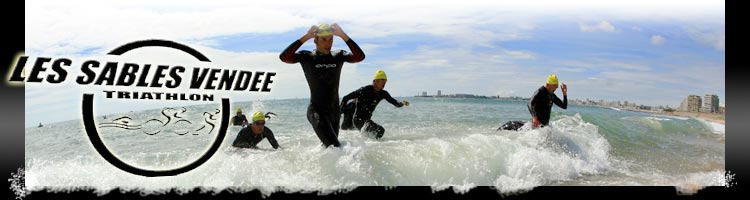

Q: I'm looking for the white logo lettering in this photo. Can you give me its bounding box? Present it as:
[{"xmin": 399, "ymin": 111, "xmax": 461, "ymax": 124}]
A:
[{"xmin": 315, "ymin": 64, "xmax": 337, "ymax": 69}]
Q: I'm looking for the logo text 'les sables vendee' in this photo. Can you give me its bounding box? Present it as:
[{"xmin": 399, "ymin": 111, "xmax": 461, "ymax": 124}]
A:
[
  {"xmin": 8, "ymin": 40, "xmax": 263, "ymax": 177},
  {"xmin": 8, "ymin": 56, "xmax": 276, "ymax": 101}
]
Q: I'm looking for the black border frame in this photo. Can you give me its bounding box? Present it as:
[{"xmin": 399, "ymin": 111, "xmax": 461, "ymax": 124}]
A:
[{"xmin": 3, "ymin": 1, "xmax": 742, "ymax": 199}]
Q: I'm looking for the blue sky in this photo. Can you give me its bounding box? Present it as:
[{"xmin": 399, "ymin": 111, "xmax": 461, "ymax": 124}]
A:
[{"xmin": 23, "ymin": 0, "xmax": 724, "ymax": 127}]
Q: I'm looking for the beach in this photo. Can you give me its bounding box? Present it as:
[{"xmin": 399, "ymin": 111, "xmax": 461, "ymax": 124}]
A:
[
  {"xmin": 615, "ymin": 107, "xmax": 725, "ymax": 125},
  {"xmin": 667, "ymin": 111, "xmax": 725, "ymax": 125}
]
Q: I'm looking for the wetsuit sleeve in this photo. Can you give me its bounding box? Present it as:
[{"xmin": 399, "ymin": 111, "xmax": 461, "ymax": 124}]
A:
[
  {"xmin": 383, "ymin": 91, "xmax": 404, "ymax": 107},
  {"xmin": 553, "ymin": 95, "xmax": 568, "ymax": 109},
  {"xmin": 232, "ymin": 128, "xmax": 252, "ymax": 148},
  {"xmin": 340, "ymin": 86, "xmax": 365, "ymax": 111},
  {"xmin": 343, "ymin": 39, "xmax": 365, "ymax": 63},
  {"xmin": 528, "ymin": 89, "xmax": 542, "ymax": 117},
  {"xmin": 264, "ymin": 128, "xmax": 280, "ymax": 149},
  {"xmin": 279, "ymin": 40, "xmax": 303, "ymax": 64}
]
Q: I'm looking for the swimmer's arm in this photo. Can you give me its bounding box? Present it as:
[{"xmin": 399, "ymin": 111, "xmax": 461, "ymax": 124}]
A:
[
  {"xmin": 265, "ymin": 129, "xmax": 280, "ymax": 149},
  {"xmin": 340, "ymin": 87, "xmax": 364, "ymax": 110},
  {"xmin": 553, "ymin": 95, "xmax": 568, "ymax": 109},
  {"xmin": 330, "ymin": 23, "xmax": 364, "ymax": 62},
  {"xmin": 279, "ymin": 40, "xmax": 303, "ymax": 64},
  {"xmin": 383, "ymin": 91, "xmax": 404, "ymax": 107},
  {"xmin": 232, "ymin": 128, "xmax": 251, "ymax": 148},
  {"xmin": 280, "ymin": 26, "xmax": 315, "ymax": 64},
  {"xmin": 528, "ymin": 89, "xmax": 541, "ymax": 117},
  {"xmin": 343, "ymin": 39, "xmax": 365, "ymax": 63}
]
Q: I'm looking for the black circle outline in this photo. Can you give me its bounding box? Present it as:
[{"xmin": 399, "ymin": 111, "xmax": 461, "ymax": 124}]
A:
[
  {"xmin": 82, "ymin": 94, "xmax": 229, "ymax": 177},
  {"xmin": 83, "ymin": 39, "xmax": 223, "ymax": 177},
  {"xmin": 107, "ymin": 39, "xmax": 211, "ymax": 62}
]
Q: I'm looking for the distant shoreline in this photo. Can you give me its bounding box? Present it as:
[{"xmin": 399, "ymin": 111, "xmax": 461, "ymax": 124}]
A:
[
  {"xmin": 413, "ymin": 97, "xmax": 728, "ymax": 125},
  {"xmin": 612, "ymin": 107, "xmax": 725, "ymax": 125},
  {"xmin": 665, "ymin": 111, "xmax": 725, "ymax": 125}
]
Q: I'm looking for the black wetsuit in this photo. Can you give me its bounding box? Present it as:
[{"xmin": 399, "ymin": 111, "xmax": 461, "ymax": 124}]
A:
[
  {"xmin": 341, "ymin": 102, "xmax": 356, "ymax": 130},
  {"xmin": 528, "ymin": 86, "xmax": 567, "ymax": 126},
  {"xmin": 279, "ymin": 39, "xmax": 365, "ymax": 147},
  {"xmin": 232, "ymin": 126, "xmax": 280, "ymax": 149},
  {"xmin": 231, "ymin": 115, "xmax": 248, "ymax": 126},
  {"xmin": 340, "ymin": 85, "xmax": 404, "ymax": 139},
  {"xmin": 498, "ymin": 121, "xmax": 526, "ymax": 131}
]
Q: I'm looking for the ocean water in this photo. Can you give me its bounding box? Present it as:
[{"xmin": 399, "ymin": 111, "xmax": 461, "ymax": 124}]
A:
[{"xmin": 24, "ymin": 98, "xmax": 726, "ymax": 194}]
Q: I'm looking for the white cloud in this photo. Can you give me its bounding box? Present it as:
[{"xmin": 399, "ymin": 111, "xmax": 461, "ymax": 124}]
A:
[
  {"xmin": 25, "ymin": 0, "xmax": 543, "ymax": 56},
  {"xmin": 651, "ymin": 35, "xmax": 666, "ymax": 45},
  {"xmin": 632, "ymin": 26, "xmax": 642, "ymax": 31},
  {"xmin": 23, "ymin": 0, "xmax": 725, "ymax": 124},
  {"xmin": 550, "ymin": 57, "xmax": 723, "ymax": 107},
  {"xmin": 504, "ymin": 50, "xmax": 537, "ymax": 60},
  {"xmin": 371, "ymin": 46, "xmax": 545, "ymax": 98},
  {"xmin": 564, "ymin": 61, "xmax": 724, "ymax": 107},
  {"xmin": 687, "ymin": 29, "xmax": 725, "ymax": 51},
  {"xmin": 579, "ymin": 21, "xmax": 616, "ymax": 32},
  {"xmin": 25, "ymin": 0, "xmax": 315, "ymax": 56},
  {"xmin": 557, "ymin": 59, "xmax": 652, "ymax": 72}
]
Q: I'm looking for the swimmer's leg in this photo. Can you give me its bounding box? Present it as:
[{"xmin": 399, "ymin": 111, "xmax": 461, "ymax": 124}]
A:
[{"xmin": 307, "ymin": 106, "xmax": 341, "ymax": 147}]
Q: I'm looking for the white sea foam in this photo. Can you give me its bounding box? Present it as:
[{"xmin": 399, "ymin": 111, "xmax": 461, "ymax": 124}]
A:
[
  {"xmin": 25, "ymin": 112, "xmax": 612, "ymax": 195},
  {"xmin": 697, "ymin": 118, "xmax": 725, "ymax": 135},
  {"xmin": 24, "ymin": 99, "xmax": 723, "ymax": 195},
  {"xmin": 645, "ymin": 116, "xmax": 671, "ymax": 121},
  {"xmin": 653, "ymin": 114, "xmax": 690, "ymax": 121}
]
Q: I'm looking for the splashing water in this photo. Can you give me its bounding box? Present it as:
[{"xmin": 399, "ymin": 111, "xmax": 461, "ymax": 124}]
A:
[{"xmin": 24, "ymin": 98, "xmax": 725, "ymax": 194}]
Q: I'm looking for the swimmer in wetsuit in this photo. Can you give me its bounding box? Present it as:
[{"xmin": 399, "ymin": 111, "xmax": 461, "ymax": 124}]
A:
[
  {"xmin": 232, "ymin": 111, "xmax": 280, "ymax": 149},
  {"xmin": 528, "ymin": 74, "xmax": 568, "ymax": 128},
  {"xmin": 340, "ymin": 70, "xmax": 410, "ymax": 139},
  {"xmin": 230, "ymin": 107, "xmax": 248, "ymax": 127},
  {"xmin": 279, "ymin": 23, "xmax": 365, "ymax": 147}
]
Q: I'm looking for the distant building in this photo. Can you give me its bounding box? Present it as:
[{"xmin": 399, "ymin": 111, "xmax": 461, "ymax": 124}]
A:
[
  {"xmin": 702, "ymin": 94, "xmax": 719, "ymax": 113},
  {"xmin": 452, "ymin": 94, "xmax": 477, "ymax": 98},
  {"xmin": 422, "ymin": 91, "xmax": 427, "ymax": 97},
  {"xmin": 679, "ymin": 95, "xmax": 702, "ymax": 112},
  {"xmin": 437, "ymin": 90, "xmax": 442, "ymax": 97}
]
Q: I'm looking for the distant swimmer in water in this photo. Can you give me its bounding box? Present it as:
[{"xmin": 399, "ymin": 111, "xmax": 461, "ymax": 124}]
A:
[
  {"xmin": 232, "ymin": 111, "xmax": 280, "ymax": 149},
  {"xmin": 279, "ymin": 23, "xmax": 365, "ymax": 147},
  {"xmin": 340, "ymin": 70, "xmax": 410, "ymax": 139},
  {"xmin": 528, "ymin": 74, "xmax": 568, "ymax": 128},
  {"xmin": 230, "ymin": 107, "xmax": 249, "ymax": 127},
  {"xmin": 498, "ymin": 120, "xmax": 526, "ymax": 131}
]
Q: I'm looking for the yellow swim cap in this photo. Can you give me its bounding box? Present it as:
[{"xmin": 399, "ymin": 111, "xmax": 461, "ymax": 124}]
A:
[
  {"xmin": 236, "ymin": 107, "xmax": 242, "ymax": 113},
  {"xmin": 252, "ymin": 111, "xmax": 265, "ymax": 122},
  {"xmin": 316, "ymin": 23, "xmax": 333, "ymax": 37},
  {"xmin": 374, "ymin": 69, "xmax": 387, "ymax": 80},
  {"xmin": 546, "ymin": 74, "xmax": 559, "ymax": 85}
]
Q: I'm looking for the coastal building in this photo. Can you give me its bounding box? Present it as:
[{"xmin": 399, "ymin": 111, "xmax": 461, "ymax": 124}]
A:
[
  {"xmin": 679, "ymin": 95, "xmax": 702, "ymax": 112},
  {"xmin": 437, "ymin": 90, "xmax": 442, "ymax": 97},
  {"xmin": 422, "ymin": 91, "xmax": 427, "ymax": 97},
  {"xmin": 702, "ymin": 94, "xmax": 719, "ymax": 113}
]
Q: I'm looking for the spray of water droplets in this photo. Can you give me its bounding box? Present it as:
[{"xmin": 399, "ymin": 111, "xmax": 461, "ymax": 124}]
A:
[{"xmin": 8, "ymin": 168, "xmax": 25, "ymax": 200}]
